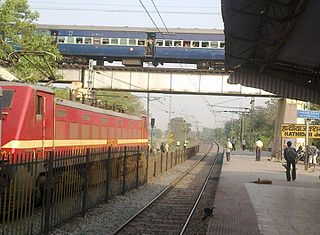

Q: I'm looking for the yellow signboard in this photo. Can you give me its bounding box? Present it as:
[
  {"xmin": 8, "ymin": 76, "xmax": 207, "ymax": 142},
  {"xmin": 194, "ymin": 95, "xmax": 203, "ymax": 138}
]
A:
[
  {"xmin": 169, "ymin": 132, "xmax": 174, "ymax": 141},
  {"xmin": 281, "ymin": 124, "xmax": 320, "ymax": 138}
]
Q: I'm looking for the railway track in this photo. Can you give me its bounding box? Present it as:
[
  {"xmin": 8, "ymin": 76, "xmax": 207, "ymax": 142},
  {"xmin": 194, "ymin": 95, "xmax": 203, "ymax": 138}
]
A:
[{"xmin": 113, "ymin": 141, "xmax": 220, "ymax": 234}]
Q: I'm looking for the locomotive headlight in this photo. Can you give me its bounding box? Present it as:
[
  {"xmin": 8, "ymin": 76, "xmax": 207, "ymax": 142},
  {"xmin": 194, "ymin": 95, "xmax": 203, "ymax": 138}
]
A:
[{"xmin": 129, "ymin": 47, "xmax": 134, "ymax": 52}]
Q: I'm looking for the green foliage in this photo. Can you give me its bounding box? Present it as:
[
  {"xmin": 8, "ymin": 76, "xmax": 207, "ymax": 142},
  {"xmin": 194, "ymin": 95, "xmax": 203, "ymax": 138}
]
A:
[
  {"xmin": 211, "ymin": 99, "xmax": 278, "ymax": 149},
  {"xmin": 151, "ymin": 128, "xmax": 162, "ymax": 139},
  {"xmin": 54, "ymin": 88, "xmax": 70, "ymax": 99},
  {"xmin": 168, "ymin": 117, "xmax": 191, "ymax": 142},
  {"xmin": 0, "ymin": 0, "xmax": 61, "ymax": 82},
  {"xmin": 94, "ymin": 90, "xmax": 145, "ymax": 115}
]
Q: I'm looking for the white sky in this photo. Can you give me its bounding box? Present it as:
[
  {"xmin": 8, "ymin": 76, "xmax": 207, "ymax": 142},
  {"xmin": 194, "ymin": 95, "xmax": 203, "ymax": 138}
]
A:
[{"xmin": 29, "ymin": 0, "xmax": 271, "ymax": 131}]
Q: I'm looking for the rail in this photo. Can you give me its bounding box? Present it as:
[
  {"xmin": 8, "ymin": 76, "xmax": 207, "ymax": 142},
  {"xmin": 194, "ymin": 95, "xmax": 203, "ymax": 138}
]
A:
[{"xmin": 113, "ymin": 141, "xmax": 219, "ymax": 234}]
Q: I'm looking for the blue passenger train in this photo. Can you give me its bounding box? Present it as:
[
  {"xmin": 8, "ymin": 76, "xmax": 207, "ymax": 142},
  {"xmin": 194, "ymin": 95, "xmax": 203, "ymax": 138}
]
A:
[{"xmin": 38, "ymin": 25, "xmax": 225, "ymax": 69}]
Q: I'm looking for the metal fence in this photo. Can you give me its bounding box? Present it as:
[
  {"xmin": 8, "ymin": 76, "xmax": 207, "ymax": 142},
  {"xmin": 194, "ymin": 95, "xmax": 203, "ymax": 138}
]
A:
[{"xmin": 0, "ymin": 145, "xmax": 199, "ymax": 235}]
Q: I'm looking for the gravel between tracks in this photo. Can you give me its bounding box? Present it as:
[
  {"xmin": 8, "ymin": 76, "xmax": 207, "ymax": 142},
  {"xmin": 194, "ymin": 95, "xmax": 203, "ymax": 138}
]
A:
[{"xmin": 51, "ymin": 153, "xmax": 204, "ymax": 235}]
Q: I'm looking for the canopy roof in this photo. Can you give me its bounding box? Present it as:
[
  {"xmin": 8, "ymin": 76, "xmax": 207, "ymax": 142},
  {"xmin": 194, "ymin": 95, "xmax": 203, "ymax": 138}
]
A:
[{"xmin": 222, "ymin": 0, "xmax": 320, "ymax": 103}]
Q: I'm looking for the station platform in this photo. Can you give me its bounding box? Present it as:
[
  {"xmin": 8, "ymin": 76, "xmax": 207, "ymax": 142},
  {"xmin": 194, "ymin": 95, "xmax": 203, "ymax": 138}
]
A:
[{"xmin": 207, "ymin": 150, "xmax": 320, "ymax": 235}]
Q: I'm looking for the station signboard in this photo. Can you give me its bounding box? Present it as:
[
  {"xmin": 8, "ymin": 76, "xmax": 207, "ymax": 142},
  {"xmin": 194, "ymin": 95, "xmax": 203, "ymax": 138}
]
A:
[
  {"xmin": 281, "ymin": 123, "xmax": 320, "ymax": 138},
  {"xmin": 297, "ymin": 110, "xmax": 320, "ymax": 119}
]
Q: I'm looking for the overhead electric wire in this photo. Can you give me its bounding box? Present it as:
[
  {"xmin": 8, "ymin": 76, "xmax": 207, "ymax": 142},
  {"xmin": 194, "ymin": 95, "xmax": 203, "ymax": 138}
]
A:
[
  {"xmin": 150, "ymin": 0, "xmax": 169, "ymax": 33},
  {"xmin": 29, "ymin": 1, "xmax": 220, "ymax": 9},
  {"xmin": 138, "ymin": 0, "xmax": 160, "ymax": 32},
  {"xmin": 31, "ymin": 7, "xmax": 220, "ymax": 15}
]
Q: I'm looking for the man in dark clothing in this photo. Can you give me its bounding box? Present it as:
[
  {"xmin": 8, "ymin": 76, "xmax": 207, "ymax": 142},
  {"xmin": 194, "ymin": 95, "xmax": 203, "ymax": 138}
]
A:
[{"xmin": 284, "ymin": 141, "xmax": 297, "ymax": 181}]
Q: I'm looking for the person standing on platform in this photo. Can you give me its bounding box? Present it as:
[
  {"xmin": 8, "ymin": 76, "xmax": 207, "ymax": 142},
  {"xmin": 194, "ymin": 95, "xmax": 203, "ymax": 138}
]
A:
[
  {"xmin": 308, "ymin": 142, "xmax": 318, "ymax": 171},
  {"xmin": 241, "ymin": 139, "xmax": 246, "ymax": 151},
  {"xmin": 231, "ymin": 137, "xmax": 236, "ymax": 151},
  {"xmin": 164, "ymin": 143, "xmax": 169, "ymax": 153},
  {"xmin": 225, "ymin": 139, "xmax": 233, "ymax": 162},
  {"xmin": 255, "ymin": 138, "xmax": 263, "ymax": 161},
  {"xmin": 284, "ymin": 141, "xmax": 297, "ymax": 181}
]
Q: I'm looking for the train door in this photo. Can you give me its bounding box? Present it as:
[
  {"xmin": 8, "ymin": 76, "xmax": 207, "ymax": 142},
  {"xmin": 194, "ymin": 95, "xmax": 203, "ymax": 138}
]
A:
[
  {"xmin": 35, "ymin": 92, "xmax": 54, "ymax": 155},
  {"xmin": 146, "ymin": 33, "xmax": 156, "ymax": 56}
]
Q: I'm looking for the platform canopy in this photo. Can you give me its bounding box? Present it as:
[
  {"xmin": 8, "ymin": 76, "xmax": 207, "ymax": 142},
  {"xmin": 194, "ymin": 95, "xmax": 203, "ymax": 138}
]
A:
[{"xmin": 222, "ymin": 0, "xmax": 320, "ymax": 104}]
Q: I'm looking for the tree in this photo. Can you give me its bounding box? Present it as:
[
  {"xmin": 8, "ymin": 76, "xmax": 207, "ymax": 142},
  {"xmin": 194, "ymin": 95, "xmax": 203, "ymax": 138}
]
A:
[
  {"xmin": 220, "ymin": 99, "xmax": 277, "ymax": 149},
  {"xmin": 168, "ymin": 117, "xmax": 191, "ymax": 142},
  {"xmin": 94, "ymin": 90, "xmax": 145, "ymax": 115},
  {"xmin": 0, "ymin": 0, "xmax": 61, "ymax": 82}
]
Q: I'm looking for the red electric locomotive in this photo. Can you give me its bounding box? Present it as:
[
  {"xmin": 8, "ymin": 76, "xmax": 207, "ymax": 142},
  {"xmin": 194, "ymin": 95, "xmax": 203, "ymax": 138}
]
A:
[
  {"xmin": 1, "ymin": 82, "xmax": 148, "ymax": 155},
  {"xmin": 0, "ymin": 82, "xmax": 148, "ymax": 212}
]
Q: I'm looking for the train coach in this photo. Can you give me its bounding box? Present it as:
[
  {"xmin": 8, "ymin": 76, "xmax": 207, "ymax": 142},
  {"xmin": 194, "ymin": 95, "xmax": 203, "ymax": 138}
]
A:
[
  {"xmin": 38, "ymin": 24, "xmax": 225, "ymax": 69},
  {"xmin": 1, "ymin": 82, "xmax": 148, "ymax": 156}
]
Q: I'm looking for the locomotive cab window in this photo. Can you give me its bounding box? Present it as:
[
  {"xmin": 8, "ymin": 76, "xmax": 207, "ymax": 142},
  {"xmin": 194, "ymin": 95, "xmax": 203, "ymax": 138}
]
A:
[
  {"xmin": 2, "ymin": 89, "xmax": 14, "ymax": 109},
  {"xmin": 36, "ymin": 95, "xmax": 43, "ymax": 121},
  {"xmin": 36, "ymin": 96, "xmax": 43, "ymax": 115}
]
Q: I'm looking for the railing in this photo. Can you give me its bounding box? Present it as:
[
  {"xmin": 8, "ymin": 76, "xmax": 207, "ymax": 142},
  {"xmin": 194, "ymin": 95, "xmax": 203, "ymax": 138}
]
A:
[{"xmin": 0, "ymin": 145, "xmax": 199, "ymax": 235}]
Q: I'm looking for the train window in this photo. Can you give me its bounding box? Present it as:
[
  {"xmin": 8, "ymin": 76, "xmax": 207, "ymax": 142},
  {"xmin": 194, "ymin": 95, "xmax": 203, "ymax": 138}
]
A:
[
  {"xmin": 192, "ymin": 41, "xmax": 200, "ymax": 48},
  {"xmin": 92, "ymin": 125, "xmax": 99, "ymax": 139},
  {"xmin": 83, "ymin": 114, "xmax": 90, "ymax": 121},
  {"xmin": 165, "ymin": 40, "xmax": 172, "ymax": 47},
  {"xmin": 174, "ymin": 41, "xmax": 182, "ymax": 47},
  {"xmin": 56, "ymin": 121, "xmax": 66, "ymax": 139},
  {"xmin": 56, "ymin": 110, "xmax": 67, "ymax": 117},
  {"xmin": 137, "ymin": 39, "xmax": 145, "ymax": 46},
  {"xmin": 93, "ymin": 38, "xmax": 101, "ymax": 45},
  {"xmin": 128, "ymin": 39, "xmax": 136, "ymax": 45},
  {"xmin": 201, "ymin": 42, "xmax": 209, "ymax": 48},
  {"xmin": 156, "ymin": 40, "xmax": 164, "ymax": 46},
  {"xmin": 134, "ymin": 129, "xmax": 138, "ymax": 138},
  {"xmin": 36, "ymin": 95, "xmax": 43, "ymax": 115},
  {"xmin": 110, "ymin": 38, "xmax": 119, "ymax": 45},
  {"xmin": 1, "ymin": 90, "xmax": 14, "ymax": 109},
  {"xmin": 58, "ymin": 37, "xmax": 66, "ymax": 44},
  {"xmin": 101, "ymin": 126, "xmax": 107, "ymax": 138},
  {"xmin": 219, "ymin": 42, "xmax": 225, "ymax": 48},
  {"xmin": 82, "ymin": 124, "xmax": 90, "ymax": 139},
  {"xmin": 183, "ymin": 41, "xmax": 191, "ymax": 47},
  {"xmin": 109, "ymin": 127, "xmax": 115, "ymax": 138},
  {"xmin": 210, "ymin": 41, "xmax": 218, "ymax": 48},
  {"xmin": 116, "ymin": 128, "xmax": 121, "ymax": 138},
  {"xmin": 84, "ymin": 37, "xmax": 92, "ymax": 44},
  {"xmin": 101, "ymin": 38, "xmax": 110, "ymax": 45},
  {"xmin": 67, "ymin": 37, "xmax": 74, "ymax": 44},
  {"xmin": 119, "ymin": 38, "xmax": 127, "ymax": 45},
  {"xmin": 75, "ymin": 37, "xmax": 83, "ymax": 44},
  {"xmin": 122, "ymin": 129, "xmax": 127, "ymax": 138},
  {"xmin": 70, "ymin": 122, "xmax": 79, "ymax": 139}
]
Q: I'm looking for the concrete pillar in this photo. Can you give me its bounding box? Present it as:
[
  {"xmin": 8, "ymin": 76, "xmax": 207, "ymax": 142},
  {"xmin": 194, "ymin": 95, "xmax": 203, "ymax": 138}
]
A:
[{"xmin": 272, "ymin": 98, "xmax": 299, "ymax": 161}]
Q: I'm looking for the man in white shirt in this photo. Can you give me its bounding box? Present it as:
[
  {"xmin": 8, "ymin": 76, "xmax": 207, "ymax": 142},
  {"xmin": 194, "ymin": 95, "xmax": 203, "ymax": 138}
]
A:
[
  {"xmin": 255, "ymin": 138, "xmax": 263, "ymax": 161},
  {"xmin": 225, "ymin": 139, "xmax": 233, "ymax": 161}
]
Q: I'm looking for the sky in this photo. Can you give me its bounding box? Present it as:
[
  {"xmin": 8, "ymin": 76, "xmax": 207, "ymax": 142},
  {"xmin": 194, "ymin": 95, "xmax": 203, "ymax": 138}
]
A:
[{"xmin": 28, "ymin": 0, "xmax": 271, "ymax": 131}]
